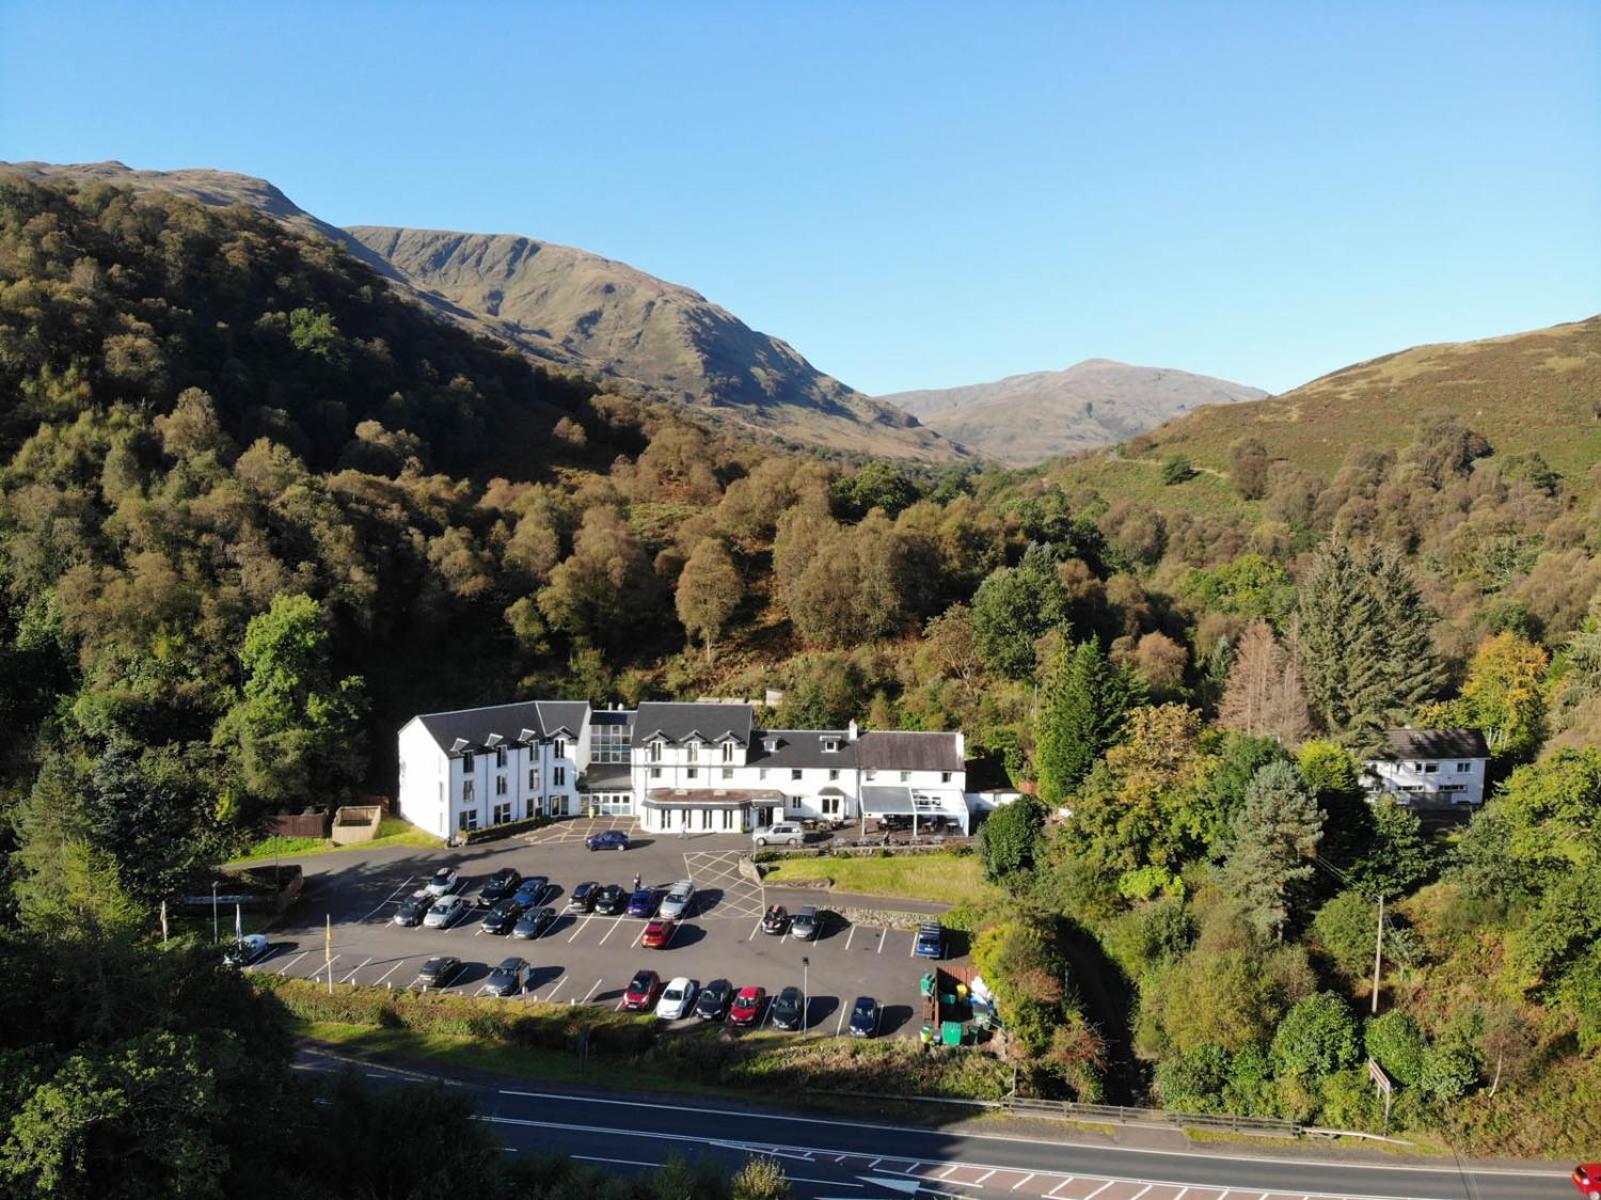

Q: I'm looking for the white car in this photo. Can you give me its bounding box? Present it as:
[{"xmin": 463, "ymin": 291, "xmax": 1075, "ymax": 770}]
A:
[
  {"xmin": 222, "ymin": 933, "xmax": 270, "ymax": 967},
  {"xmin": 658, "ymin": 879, "xmax": 696, "ymax": 920},
  {"xmin": 423, "ymin": 894, "xmax": 470, "ymax": 928},
  {"xmin": 752, "ymin": 822, "xmax": 804, "ymax": 848},
  {"xmin": 656, "ymin": 976, "xmax": 698, "ymax": 1020},
  {"xmin": 424, "ymin": 866, "xmax": 460, "ymax": 897}
]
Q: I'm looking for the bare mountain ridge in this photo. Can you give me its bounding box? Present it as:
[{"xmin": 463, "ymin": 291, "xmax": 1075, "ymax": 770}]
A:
[
  {"xmin": 0, "ymin": 161, "xmax": 961, "ymax": 462},
  {"xmin": 881, "ymin": 359, "xmax": 1267, "ymax": 466}
]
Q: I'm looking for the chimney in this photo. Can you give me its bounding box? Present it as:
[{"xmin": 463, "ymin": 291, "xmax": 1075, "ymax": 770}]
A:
[{"xmin": 847, "ymin": 719, "xmax": 859, "ymax": 742}]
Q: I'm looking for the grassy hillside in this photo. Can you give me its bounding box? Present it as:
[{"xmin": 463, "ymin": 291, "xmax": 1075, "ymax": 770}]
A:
[{"xmin": 1059, "ymin": 316, "xmax": 1601, "ymax": 497}]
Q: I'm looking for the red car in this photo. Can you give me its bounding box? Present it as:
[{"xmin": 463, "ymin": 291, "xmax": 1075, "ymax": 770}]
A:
[
  {"xmin": 621, "ymin": 969, "xmax": 661, "ymax": 1011},
  {"xmin": 1574, "ymin": 1164, "xmax": 1601, "ymax": 1198},
  {"xmin": 642, "ymin": 919, "xmax": 676, "ymax": 949},
  {"xmin": 728, "ymin": 985, "xmax": 766, "ymax": 1027}
]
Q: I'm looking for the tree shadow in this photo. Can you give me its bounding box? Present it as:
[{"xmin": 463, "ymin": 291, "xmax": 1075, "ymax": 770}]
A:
[{"xmin": 880, "ymin": 1003, "xmax": 918, "ymax": 1037}]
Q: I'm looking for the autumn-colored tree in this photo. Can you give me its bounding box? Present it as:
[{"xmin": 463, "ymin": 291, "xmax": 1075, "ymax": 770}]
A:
[
  {"xmin": 1231, "ymin": 436, "xmax": 1270, "ymax": 500},
  {"xmin": 537, "ymin": 506, "xmax": 665, "ymax": 648},
  {"xmin": 674, "ymin": 538, "xmax": 743, "ymax": 653},
  {"xmin": 1419, "ymin": 630, "xmax": 1548, "ymax": 763},
  {"xmin": 1218, "ymin": 620, "xmax": 1314, "ymax": 745},
  {"xmin": 1132, "ymin": 630, "xmax": 1188, "ymax": 696}
]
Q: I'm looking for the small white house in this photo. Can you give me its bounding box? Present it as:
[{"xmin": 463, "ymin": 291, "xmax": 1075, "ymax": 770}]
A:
[{"xmin": 1364, "ymin": 728, "xmax": 1490, "ymax": 807}]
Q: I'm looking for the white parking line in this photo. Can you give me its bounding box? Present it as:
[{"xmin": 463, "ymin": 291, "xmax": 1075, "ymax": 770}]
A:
[
  {"xmin": 876, "ymin": 928, "xmax": 887, "ymax": 954},
  {"xmin": 598, "ymin": 918, "xmax": 624, "ymax": 947},
  {"xmin": 359, "ymin": 877, "xmax": 415, "ymax": 922},
  {"xmin": 582, "ymin": 978, "xmax": 603, "ymax": 1003},
  {"xmin": 339, "ymin": 956, "xmax": 372, "ymax": 984},
  {"xmin": 307, "ymin": 954, "xmax": 341, "ymax": 981},
  {"xmin": 908, "ymin": 932, "xmax": 918, "ymax": 957},
  {"xmin": 1011, "ymin": 1173, "xmax": 1034, "ymax": 1191},
  {"xmin": 836, "ymin": 1004, "xmax": 848, "ymax": 1036},
  {"xmin": 844, "ymin": 924, "xmax": 857, "ymax": 950},
  {"xmin": 276, "ymin": 950, "xmax": 308, "ymax": 976},
  {"xmin": 568, "ymin": 914, "xmax": 593, "ymax": 943},
  {"xmin": 1127, "ymin": 1186, "xmax": 1151, "ymax": 1200},
  {"xmin": 370, "ymin": 959, "xmax": 405, "ymax": 987},
  {"xmin": 747, "ymin": 915, "xmax": 764, "ymax": 941},
  {"xmin": 1083, "ymin": 1183, "xmax": 1114, "ymax": 1200},
  {"xmin": 542, "ymin": 976, "xmax": 567, "ymax": 1003}
]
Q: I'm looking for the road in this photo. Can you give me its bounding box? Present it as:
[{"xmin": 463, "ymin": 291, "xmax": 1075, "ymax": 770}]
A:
[{"xmin": 294, "ymin": 1046, "xmax": 1574, "ymax": 1200}]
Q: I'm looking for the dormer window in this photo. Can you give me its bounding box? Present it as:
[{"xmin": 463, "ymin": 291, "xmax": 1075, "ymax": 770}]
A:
[
  {"xmin": 462, "ymin": 752, "xmax": 475, "ymax": 772},
  {"xmin": 722, "ymin": 740, "xmax": 735, "ymax": 763},
  {"xmin": 822, "ymin": 738, "xmax": 839, "ymax": 753},
  {"xmin": 495, "ymin": 745, "xmax": 507, "ymax": 768},
  {"xmin": 649, "ymin": 740, "xmax": 663, "ymax": 763},
  {"xmin": 686, "ymin": 740, "xmax": 699, "ymax": 763},
  {"xmin": 553, "ymin": 738, "xmax": 567, "ymax": 760},
  {"xmin": 763, "ymin": 738, "xmax": 779, "ymax": 753}
]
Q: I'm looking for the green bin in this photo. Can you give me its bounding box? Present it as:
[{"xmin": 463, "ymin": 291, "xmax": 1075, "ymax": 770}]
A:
[{"xmin": 941, "ymin": 1021, "xmax": 963, "ymax": 1046}]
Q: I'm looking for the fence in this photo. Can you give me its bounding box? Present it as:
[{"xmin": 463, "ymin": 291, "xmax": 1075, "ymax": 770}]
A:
[
  {"xmin": 331, "ymin": 805, "xmax": 383, "ymax": 845},
  {"xmin": 265, "ymin": 809, "xmax": 330, "ymax": 839},
  {"xmin": 998, "ymin": 1096, "xmax": 1299, "ymax": 1137},
  {"xmin": 755, "ymin": 839, "xmax": 974, "ymax": 862}
]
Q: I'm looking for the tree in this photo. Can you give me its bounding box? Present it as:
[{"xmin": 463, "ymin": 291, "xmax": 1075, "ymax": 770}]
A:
[
  {"xmin": 213, "ymin": 593, "xmax": 366, "ymax": 815},
  {"xmin": 970, "ymin": 544, "xmax": 1070, "ymax": 678},
  {"xmin": 978, "ymin": 796, "xmax": 1046, "ymax": 883},
  {"xmin": 1272, "ymin": 992, "xmax": 1361, "ymax": 1084},
  {"xmin": 1035, "ymin": 639, "xmax": 1140, "ymax": 806},
  {"xmin": 1231, "ymin": 436, "xmax": 1270, "ymax": 500},
  {"xmin": 1292, "ymin": 540, "xmax": 1440, "ymax": 740},
  {"xmin": 1218, "ymin": 621, "xmax": 1313, "ymax": 745},
  {"xmin": 1219, "ymin": 761, "xmax": 1323, "ymax": 940},
  {"xmin": 1132, "ymin": 631, "xmax": 1188, "ymax": 696},
  {"xmin": 1160, "ymin": 455, "xmax": 1195, "ymax": 485},
  {"xmin": 1189, "ymin": 733, "xmax": 1290, "ymax": 860},
  {"xmin": 1349, "ymin": 797, "xmax": 1431, "ymax": 899},
  {"xmin": 675, "ymin": 538, "xmax": 743, "ymax": 653},
  {"xmin": 1296, "ymin": 740, "xmax": 1371, "ymax": 871},
  {"xmin": 1420, "ymin": 631, "xmax": 1549, "ymax": 764},
  {"xmin": 537, "ymin": 507, "xmax": 666, "ymax": 649},
  {"xmin": 1365, "ymin": 1010, "xmax": 1425, "ymax": 1087},
  {"xmin": 831, "ymin": 460, "xmax": 919, "ymax": 519},
  {"xmin": 1312, "ymin": 889, "xmax": 1379, "ymax": 978}
]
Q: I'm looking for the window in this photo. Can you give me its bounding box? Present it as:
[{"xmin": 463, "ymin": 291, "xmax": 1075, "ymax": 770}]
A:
[
  {"xmin": 553, "ymin": 766, "xmax": 566, "ymax": 787},
  {"xmin": 458, "ymin": 810, "xmax": 478, "ymax": 832},
  {"xmin": 1456, "ymin": 761, "xmax": 1472, "ymax": 772},
  {"xmin": 495, "ymin": 775, "xmax": 507, "ymax": 796},
  {"xmin": 822, "ymin": 795, "xmax": 841, "ymax": 816},
  {"xmin": 686, "ymin": 741, "xmax": 700, "ymax": 763},
  {"xmin": 722, "ymin": 740, "xmax": 735, "ymax": 763},
  {"xmin": 941, "ymin": 771, "xmax": 952, "ymax": 784},
  {"xmin": 789, "ymin": 795, "xmax": 802, "ymax": 809},
  {"xmin": 462, "ymin": 752, "xmax": 475, "ymax": 772},
  {"xmin": 722, "ymin": 767, "xmax": 734, "ymax": 780},
  {"xmin": 865, "ymin": 769, "xmax": 877, "ymax": 781},
  {"xmin": 899, "ymin": 770, "xmax": 910, "ymax": 783},
  {"xmin": 649, "ymin": 740, "xmax": 663, "ymax": 763},
  {"xmin": 686, "ymin": 767, "xmax": 699, "ymax": 780},
  {"xmin": 1423, "ymin": 763, "xmax": 1439, "ymax": 774},
  {"xmin": 758, "ymin": 768, "xmax": 768, "ymax": 781},
  {"xmin": 763, "ymin": 737, "xmax": 778, "ymax": 752},
  {"xmin": 791, "ymin": 769, "xmax": 803, "ymax": 781},
  {"xmin": 492, "ymin": 801, "xmax": 512, "ymax": 825},
  {"xmin": 650, "ymin": 766, "xmax": 662, "ymax": 780},
  {"xmin": 462, "ymin": 780, "xmax": 475, "ymax": 802},
  {"xmin": 590, "ymin": 720, "xmax": 632, "ymax": 764},
  {"xmin": 828, "ymin": 769, "xmax": 840, "ymax": 781},
  {"xmin": 495, "ymin": 745, "xmax": 507, "ymax": 768},
  {"xmin": 822, "ymin": 738, "xmax": 839, "ymax": 753},
  {"xmin": 553, "ymin": 738, "xmax": 567, "ymax": 760},
  {"xmin": 720, "ymin": 808, "xmax": 735, "ymax": 830},
  {"xmin": 528, "ymin": 768, "xmax": 539, "ymax": 789}
]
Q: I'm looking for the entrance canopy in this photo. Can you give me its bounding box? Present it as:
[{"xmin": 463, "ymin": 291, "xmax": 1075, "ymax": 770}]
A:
[
  {"xmin": 642, "ymin": 787, "xmax": 784, "ymax": 809},
  {"xmin": 860, "ymin": 786, "xmax": 970, "ymax": 834}
]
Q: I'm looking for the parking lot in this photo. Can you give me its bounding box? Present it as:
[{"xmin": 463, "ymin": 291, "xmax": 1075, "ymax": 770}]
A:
[{"xmin": 249, "ymin": 825, "xmax": 962, "ymax": 1038}]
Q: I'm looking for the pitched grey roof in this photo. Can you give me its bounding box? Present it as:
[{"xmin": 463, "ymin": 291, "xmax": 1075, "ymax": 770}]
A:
[
  {"xmin": 413, "ymin": 699, "xmax": 590, "ymax": 756},
  {"xmin": 747, "ymin": 729, "xmax": 857, "ymax": 769},
  {"xmin": 631, "ymin": 702, "xmax": 753, "ymax": 748},
  {"xmin": 1374, "ymin": 728, "xmax": 1490, "ymax": 761},
  {"xmin": 857, "ymin": 731, "xmax": 963, "ymax": 773}
]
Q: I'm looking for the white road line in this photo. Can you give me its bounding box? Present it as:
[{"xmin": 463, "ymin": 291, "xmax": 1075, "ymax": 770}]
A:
[
  {"xmin": 1128, "ymin": 1185, "xmax": 1151, "ymax": 1200},
  {"xmin": 359, "ymin": 877, "xmax": 415, "ymax": 922},
  {"xmin": 835, "ymin": 1004, "xmax": 848, "ymax": 1036},
  {"xmin": 975, "ymin": 1171, "xmax": 994, "ymax": 1184},
  {"xmin": 844, "ymin": 924, "xmax": 857, "ymax": 950},
  {"xmin": 939, "ymin": 1181, "xmax": 983, "ymax": 1190},
  {"xmin": 308, "ymin": 954, "xmax": 341, "ymax": 981},
  {"xmin": 1171, "ymin": 1190, "xmax": 1187, "ymax": 1200},
  {"xmin": 1044, "ymin": 1181, "xmax": 1075, "ymax": 1198},
  {"xmin": 629, "ymin": 926, "xmax": 644, "ymax": 948},
  {"xmin": 1010, "ymin": 1173, "xmax": 1034, "ymax": 1191},
  {"xmin": 572, "ymin": 1155, "xmax": 662, "ymax": 1168},
  {"xmin": 371, "ymin": 959, "xmax": 405, "ymax": 987},
  {"xmin": 876, "ymin": 927, "xmax": 887, "ymax": 954},
  {"xmin": 339, "ymin": 956, "xmax": 372, "ymax": 984},
  {"xmin": 867, "ymin": 1159, "xmax": 881, "ymax": 1169},
  {"xmin": 598, "ymin": 918, "xmax": 624, "ymax": 946},
  {"xmin": 1083, "ymin": 1183, "xmax": 1114, "ymax": 1200},
  {"xmin": 583, "ymin": 978, "xmax": 603, "ymax": 1003},
  {"xmin": 748, "ymin": 915, "xmax": 764, "ymax": 941},
  {"xmin": 937, "ymin": 1166, "xmax": 958, "ymax": 1179},
  {"xmin": 568, "ymin": 914, "xmax": 593, "ymax": 943},
  {"xmin": 275, "ymin": 950, "xmax": 308, "ymax": 976},
  {"xmin": 542, "ymin": 976, "xmax": 567, "ymax": 1003}
]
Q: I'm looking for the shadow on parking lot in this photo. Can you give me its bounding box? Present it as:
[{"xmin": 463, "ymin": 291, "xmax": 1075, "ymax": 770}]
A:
[
  {"xmin": 805, "ymin": 994, "xmax": 840, "ymax": 1031},
  {"xmin": 449, "ymin": 961, "xmax": 491, "ymax": 989},
  {"xmin": 524, "ymin": 964, "xmax": 564, "ymax": 994},
  {"xmin": 692, "ymin": 888, "xmax": 724, "ymax": 916},
  {"xmin": 880, "ymin": 1003, "xmax": 918, "ymax": 1036},
  {"xmin": 812, "ymin": 913, "xmax": 847, "ymax": 940},
  {"xmin": 663, "ymin": 924, "xmax": 708, "ymax": 949}
]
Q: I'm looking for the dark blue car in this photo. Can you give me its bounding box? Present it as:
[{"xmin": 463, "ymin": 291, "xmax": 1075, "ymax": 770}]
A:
[
  {"xmin": 626, "ymin": 887, "xmax": 658, "ymax": 918},
  {"xmin": 512, "ymin": 876, "xmax": 550, "ymax": 906},
  {"xmin": 586, "ymin": 829, "xmax": 630, "ymax": 851},
  {"xmin": 914, "ymin": 923, "xmax": 943, "ymax": 959}
]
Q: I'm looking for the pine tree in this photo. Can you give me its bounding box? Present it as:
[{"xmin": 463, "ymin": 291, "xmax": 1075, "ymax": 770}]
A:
[
  {"xmin": 1036, "ymin": 639, "xmax": 1141, "ymax": 805},
  {"xmin": 1218, "ymin": 620, "xmax": 1314, "ymax": 745},
  {"xmin": 1220, "ymin": 760, "xmax": 1324, "ymax": 940}
]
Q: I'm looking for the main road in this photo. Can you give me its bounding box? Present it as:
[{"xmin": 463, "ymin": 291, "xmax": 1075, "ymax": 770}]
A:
[{"xmin": 295, "ymin": 1046, "xmax": 1575, "ymax": 1200}]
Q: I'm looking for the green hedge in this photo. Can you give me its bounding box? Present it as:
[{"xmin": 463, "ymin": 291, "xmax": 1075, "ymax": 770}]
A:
[{"xmin": 461, "ymin": 815, "xmax": 553, "ymax": 845}]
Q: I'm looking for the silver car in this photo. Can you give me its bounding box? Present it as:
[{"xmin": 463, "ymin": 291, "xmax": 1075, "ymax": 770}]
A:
[
  {"xmin": 423, "ymin": 894, "xmax": 469, "ymax": 928},
  {"xmin": 658, "ymin": 879, "xmax": 696, "ymax": 920}
]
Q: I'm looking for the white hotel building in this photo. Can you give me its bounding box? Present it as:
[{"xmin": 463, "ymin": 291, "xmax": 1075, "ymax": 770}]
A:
[{"xmin": 396, "ymin": 699, "xmax": 974, "ymax": 839}]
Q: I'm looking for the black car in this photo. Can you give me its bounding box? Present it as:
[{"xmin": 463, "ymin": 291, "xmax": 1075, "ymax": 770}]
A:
[
  {"xmin": 513, "ymin": 905, "xmax": 558, "ymax": 939},
  {"xmin": 415, "ymin": 956, "xmax": 462, "ymax": 989},
  {"xmin": 484, "ymin": 956, "xmax": 527, "ymax": 997},
  {"xmin": 393, "ymin": 890, "xmax": 433, "ymax": 927},
  {"xmin": 694, "ymin": 978, "xmax": 732, "ymax": 1022},
  {"xmin": 761, "ymin": 905, "xmax": 789, "ymax": 935},
  {"xmin": 770, "ymin": 985, "xmax": 805, "ymax": 1031},
  {"xmin": 478, "ymin": 866, "xmax": 523, "ymax": 907},
  {"xmin": 480, "ymin": 898, "xmax": 526, "ymax": 935},
  {"xmin": 848, "ymin": 995, "xmax": 880, "ymax": 1038},
  {"xmin": 567, "ymin": 881, "xmax": 601, "ymax": 912},
  {"xmin": 594, "ymin": 884, "xmax": 627, "ymax": 915}
]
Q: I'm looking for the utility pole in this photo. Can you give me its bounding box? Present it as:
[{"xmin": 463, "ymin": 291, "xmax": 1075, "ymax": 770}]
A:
[
  {"xmin": 1371, "ymin": 892, "xmax": 1385, "ymax": 1014},
  {"xmin": 802, "ymin": 955, "xmax": 810, "ymax": 1036},
  {"xmin": 211, "ymin": 880, "xmax": 219, "ymax": 944},
  {"xmin": 325, "ymin": 913, "xmax": 333, "ymax": 996}
]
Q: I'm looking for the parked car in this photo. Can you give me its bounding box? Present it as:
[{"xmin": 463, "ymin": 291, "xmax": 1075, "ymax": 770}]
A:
[
  {"xmin": 694, "ymin": 978, "xmax": 732, "ymax": 1022},
  {"xmin": 484, "ymin": 956, "xmax": 527, "ymax": 997},
  {"xmin": 1574, "ymin": 1164, "xmax": 1601, "ymax": 1198},
  {"xmin": 222, "ymin": 933, "xmax": 270, "ymax": 967},
  {"xmin": 848, "ymin": 995, "xmax": 881, "ymax": 1038},
  {"xmin": 567, "ymin": 881, "xmax": 601, "ymax": 912},
  {"xmin": 658, "ymin": 879, "xmax": 696, "ymax": 920},
  {"xmin": 627, "ymin": 888, "xmax": 659, "ymax": 918},
  {"xmin": 512, "ymin": 875, "xmax": 550, "ymax": 906},
  {"xmin": 621, "ymin": 969, "xmax": 661, "ymax": 1011},
  {"xmin": 728, "ymin": 985, "xmax": 766, "ymax": 1027},
  {"xmin": 477, "ymin": 866, "xmax": 522, "ymax": 906},
  {"xmin": 642, "ymin": 918, "xmax": 676, "ymax": 949},
  {"xmin": 770, "ymin": 985, "xmax": 805, "ymax": 1031},
  {"xmin": 914, "ymin": 922, "xmax": 943, "ymax": 959},
  {"xmin": 751, "ymin": 822, "xmax": 804, "ymax": 848},
  {"xmin": 790, "ymin": 906, "xmax": 820, "ymax": 940},
  {"xmin": 587, "ymin": 829, "xmax": 630, "ymax": 851},
  {"xmin": 424, "ymin": 894, "xmax": 470, "ymax": 929},
  {"xmin": 513, "ymin": 905, "xmax": 558, "ymax": 939},
  {"xmin": 761, "ymin": 905, "xmax": 789, "ymax": 935},
  {"xmin": 415, "ymin": 956, "xmax": 462, "ymax": 989},
  {"xmin": 394, "ymin": 889, "xmax": 433, "ymax": 926},
  {"xmin": 656, "ymin": 976, "xmax": 698, "ymax": 1020},
  {"xmin": 479, "ymin": 898, "xmax": 525, "ymax": 935},
  {"xmin": 594, "ymin": 884, "xmax": 627, "ymax": 915},
  {"xmin": 424, "ymin": 866, "xmax": 460, "ymax": 897}
]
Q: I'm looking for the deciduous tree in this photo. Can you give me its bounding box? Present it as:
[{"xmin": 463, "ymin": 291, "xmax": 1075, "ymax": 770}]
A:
[{"xmin": 675, "ymin": 538, "xmax": 743, "ymax": 653}]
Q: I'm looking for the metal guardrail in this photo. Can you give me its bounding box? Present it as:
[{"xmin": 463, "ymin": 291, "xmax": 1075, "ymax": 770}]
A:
[{"xmin": 998, "ymin": 1096, "xmax": 1300, "ymax": 1138}]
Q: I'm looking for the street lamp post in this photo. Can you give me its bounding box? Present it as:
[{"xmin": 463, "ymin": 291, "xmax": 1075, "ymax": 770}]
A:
[
  {"xmin": 802, "ymin": 955, "xmax": 809, "ymax": 1036},
  {"xmin": 211, "ymin": 880, "xmax": 219, "ymax": 944}
]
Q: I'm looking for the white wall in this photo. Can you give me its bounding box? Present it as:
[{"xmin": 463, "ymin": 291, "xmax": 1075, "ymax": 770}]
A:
[
  {"xmin": 396, "ymin": 719, "xmax": 449, "ymax": 837},
  {"xmin": 1368, "ymin": 757, "xmax": 1485, "ymax": 805}
]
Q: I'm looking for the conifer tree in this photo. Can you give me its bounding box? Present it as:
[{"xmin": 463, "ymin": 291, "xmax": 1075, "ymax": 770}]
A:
[
  {"xmin": 1218, "ymin": 620, "xmax": 1314, "ymax": 745},
  {"xmin": 1220, "ymin": 760, "xmax": 1324, "ymax": 940},
  {"xmin": 1036, "ymin": 638, "xmax": 1141, "ymax": 805}
]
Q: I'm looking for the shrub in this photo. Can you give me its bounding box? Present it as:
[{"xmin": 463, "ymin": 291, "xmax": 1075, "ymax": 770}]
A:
[
  {"xmin": 1419, "ymin": 1039, "xmax": 1482, "ymax": 1104},
  {"xmin": 978, "ymin": 796, "xmax": 1045, "ymax": 882},
  {"xmin": 1154, "ymin": 1043, "xmax": 1229, "ymax": 1112},
  {"xmin": 1271, "ymin": 993, "xmax": 1361, "ymax": 1084},
  {"xmin": 1365, "ymin": 1011, "xmax": 1425, "ymax": 1087},
  {"xmin": 1312, "ymin": 889, "xmax": 1377, "ymax": 977}
]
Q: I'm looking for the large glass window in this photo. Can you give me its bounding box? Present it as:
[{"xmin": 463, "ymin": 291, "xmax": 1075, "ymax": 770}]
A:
[
  {"xmin": 686, "ymin": 741, "xmax": 700, "ymax": 763},
  {"xmin": 591, "ymin": 721, "xmax": 633, "ymax": 764}
]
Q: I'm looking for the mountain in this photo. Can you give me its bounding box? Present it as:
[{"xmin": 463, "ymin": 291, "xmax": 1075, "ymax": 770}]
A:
[
  {"xmin": 879, "ymin": 359, "xmax": 1266, "ymax": 466},
  {"xmin": 0, "ymin": 161, "xmax": 963, "ymax": 462}
]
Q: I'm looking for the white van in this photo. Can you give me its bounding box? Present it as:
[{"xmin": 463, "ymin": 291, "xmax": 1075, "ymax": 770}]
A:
[{"xmin": 752, "ymin": 822, "xmax": 805, "ymax": 848}]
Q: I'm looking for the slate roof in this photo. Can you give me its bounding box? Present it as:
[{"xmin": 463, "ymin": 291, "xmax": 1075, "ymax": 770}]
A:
[
  {"xmin": 631, "ymin": 702, "xmax": 753, "ymax": 748},
  {"xmin": 857, "ymin": 731, "xmax": 963, "ymax": 773},
  {"xmin": 747, "ymin": 729, "xmax": 857, "ymax": 769},
  {"xmin": 1373, "ymin": 728, "xmax": 1490, "ymax": 761},
  {"xmin": 412, "ymin": 699, "xmax": 591, "ymax": 756}
]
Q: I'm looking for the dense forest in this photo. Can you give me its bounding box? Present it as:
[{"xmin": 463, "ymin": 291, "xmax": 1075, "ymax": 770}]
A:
[{"xmin": 1, "ymin": 175, "xmax": 1599, "ymax": 1185}]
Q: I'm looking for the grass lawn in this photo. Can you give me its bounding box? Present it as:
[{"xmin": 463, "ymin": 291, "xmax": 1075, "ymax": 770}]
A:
[
  {"xmin": 227, "ymin": 816, "xmax": 442, "ymax": 865},
  {"xmin": 760, "ymin": 852, "xmax": 997, "ymax": 906}
]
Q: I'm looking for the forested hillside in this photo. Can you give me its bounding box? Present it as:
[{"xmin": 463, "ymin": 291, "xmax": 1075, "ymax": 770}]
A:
[{"xmin": 2, "ymin": 175, "xmax": 1600, "ymax": 1165}]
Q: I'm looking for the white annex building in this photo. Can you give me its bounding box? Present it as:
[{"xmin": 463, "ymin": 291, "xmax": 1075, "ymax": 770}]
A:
[
  {"xmin": 1363, "ymin": 728, "xmax": 1490, "ymax": 807},
  {"xmin": 397, "ymin": 699, "xmax": 972, "ymax": 839}
]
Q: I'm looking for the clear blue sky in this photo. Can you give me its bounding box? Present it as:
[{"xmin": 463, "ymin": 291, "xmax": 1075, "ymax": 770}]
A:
[{"xmin": 2, "ymin": 1, "xmax": 1597, "ymax": 395}]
